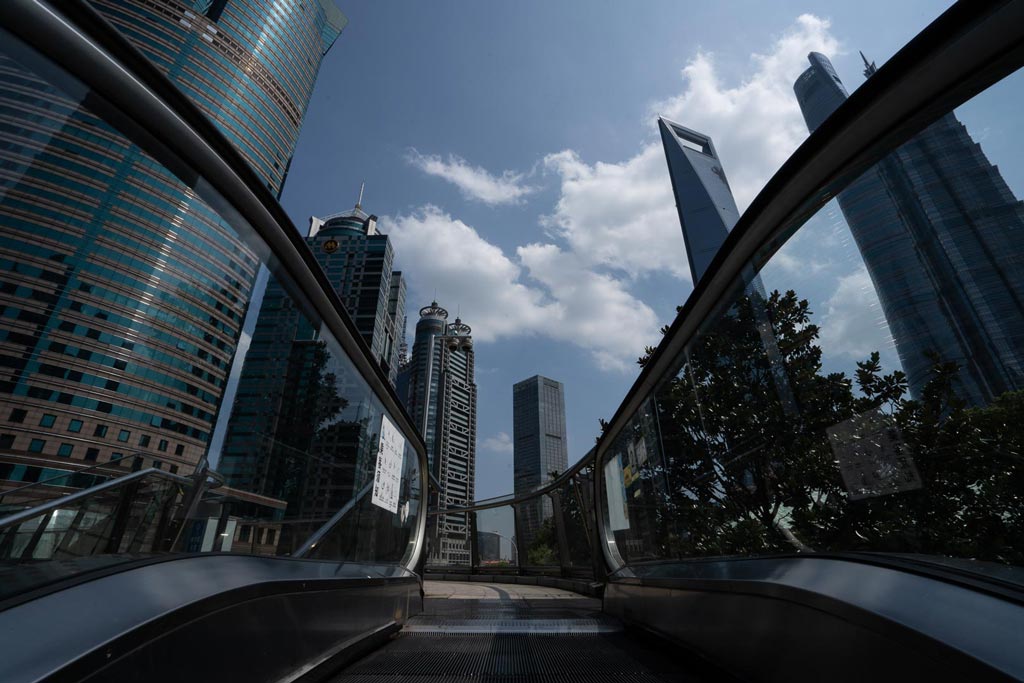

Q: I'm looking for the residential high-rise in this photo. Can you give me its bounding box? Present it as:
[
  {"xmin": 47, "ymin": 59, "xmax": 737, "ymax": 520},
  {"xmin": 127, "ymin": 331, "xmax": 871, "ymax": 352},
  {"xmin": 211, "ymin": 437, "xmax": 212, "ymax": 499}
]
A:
[
  {"xmin": 0, "ymin": 1, "xmax": 346, "ymax": 485},
  {"xmin": 794, "ymin": 52, "xmax": 1024, "ymax": 404},
  {"xmin": 512, "ymin": 375, "xmax": 567, "ymax": 543},
  {"xmin": 401, "ymin": 302, "xmax": 477, "ymax": 566},
  {"xmin": 217, "ymin": 196, "xmax": 406, "ymax": 522}
]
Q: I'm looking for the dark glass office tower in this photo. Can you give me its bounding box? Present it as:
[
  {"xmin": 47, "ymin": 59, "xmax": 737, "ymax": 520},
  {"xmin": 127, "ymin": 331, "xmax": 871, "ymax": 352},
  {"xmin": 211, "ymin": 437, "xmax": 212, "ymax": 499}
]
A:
[
  {"xmin": 794, "ymin": 52, "xmax": 1024, "ymax": 404},
  {"xmin": 218, "ymin": 197, "xmax": 406, "ymax": 523},
  {"xmin": 307, "ymin": 200, "xmax": 406, "ymax": 387},
  {"xmin": 0, "ymin": 1, "xmax": 346, "ymax": 484},
  {"xmin": 513, "ymin": 375, "xmax": 568, "ymax": 543},
  {"xmin": 401, "ymin": 303, "xmax": 477, "ymax": 566}
]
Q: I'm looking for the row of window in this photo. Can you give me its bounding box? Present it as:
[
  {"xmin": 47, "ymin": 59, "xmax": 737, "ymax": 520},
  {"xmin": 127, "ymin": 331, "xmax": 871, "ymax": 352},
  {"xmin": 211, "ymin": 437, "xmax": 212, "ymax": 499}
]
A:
[{"xmin": 7, "ymin": 407, "xmax": 186, "ymax": 455}]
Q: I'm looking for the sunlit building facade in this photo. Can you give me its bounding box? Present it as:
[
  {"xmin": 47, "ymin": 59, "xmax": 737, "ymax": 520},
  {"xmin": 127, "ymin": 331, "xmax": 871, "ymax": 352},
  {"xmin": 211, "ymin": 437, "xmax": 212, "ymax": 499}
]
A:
[
  {"xmin": 402, "ymin": 302, "xmax": 477, "ymax": 566},
  {"xmin": 0, "ymin": 0, "xmax": 346, "ymax": 486},
  {"xmin": 795, "ymin": 51, "xmax": 1024, "ymax": 404}
]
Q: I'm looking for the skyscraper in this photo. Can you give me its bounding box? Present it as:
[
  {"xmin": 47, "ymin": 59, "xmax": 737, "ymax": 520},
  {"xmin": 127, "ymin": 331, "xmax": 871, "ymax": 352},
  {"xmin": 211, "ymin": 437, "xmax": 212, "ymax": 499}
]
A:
[
  {"xmin": 512, "ymin": 375, "xmax": 568, "ymax": 543},
  {"xmin": 218, "ymin": 195, "xmax": 406, "ymax": 521},
  {"xmin": 0, "ymin": 0, "xmax": 346, "ymax": 485},
  {"xmin": 659, "ymin": 119, "xmax": 797, "ymax": 414},
  {"xmin": 794, "ymin": 52, "xmax": 1024, "ymax": 404},
  {"xmin": 658, "ymin": 119, "xmax": 741, "ymax": 284},
  {"xmin": 401, "ymin": 302, "xmax": 477, "ymax": 565},
  {"xmin": 307, "ymin": 192, "xmax": 406, "ymax": 386}
]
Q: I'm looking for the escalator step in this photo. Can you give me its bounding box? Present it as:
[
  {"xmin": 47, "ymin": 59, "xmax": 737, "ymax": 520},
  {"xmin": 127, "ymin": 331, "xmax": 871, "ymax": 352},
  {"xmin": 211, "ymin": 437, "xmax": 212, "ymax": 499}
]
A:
[{"xmin": 334, "ymin": 633, "xmax": 707, "ymax": 682}]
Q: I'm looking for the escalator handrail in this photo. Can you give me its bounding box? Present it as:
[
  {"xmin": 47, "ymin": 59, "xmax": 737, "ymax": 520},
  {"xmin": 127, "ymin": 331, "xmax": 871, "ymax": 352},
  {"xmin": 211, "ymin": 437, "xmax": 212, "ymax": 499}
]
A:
[{"xmin": 0, "ymin": 468, "xmax": 191, "ymax": 532}]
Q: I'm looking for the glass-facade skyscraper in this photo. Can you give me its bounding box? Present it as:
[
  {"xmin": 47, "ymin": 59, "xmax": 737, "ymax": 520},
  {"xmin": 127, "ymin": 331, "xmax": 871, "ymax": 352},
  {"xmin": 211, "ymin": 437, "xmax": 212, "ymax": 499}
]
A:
[
  {"xmin": 217, "ymin": 200, "xmax": 406, "ymax": 522},
  {"xmin": 0, "ymin": 0, "xmax": 346, "ymax": 485},
  {"xmin": 794, "ymin": 52, "xmax": 1024, "ymax": 404},
  {"xmin": 512, "ymin": 375, "xmax": 568, "ymax": 543},
  {"xmin": 401, "ymin": 302, "xmax": 477, "ymax": 566},
  {"xmin": 658, "ymin": 119, "xmax": 741, "ymax": 284}
]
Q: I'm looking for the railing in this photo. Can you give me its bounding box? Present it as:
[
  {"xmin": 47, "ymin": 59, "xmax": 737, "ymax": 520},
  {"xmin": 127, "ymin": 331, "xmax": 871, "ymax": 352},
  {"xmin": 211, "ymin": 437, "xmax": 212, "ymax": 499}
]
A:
[{"xmin": 425, "ymin": 450, "xmax": 600, "ymax": 580}]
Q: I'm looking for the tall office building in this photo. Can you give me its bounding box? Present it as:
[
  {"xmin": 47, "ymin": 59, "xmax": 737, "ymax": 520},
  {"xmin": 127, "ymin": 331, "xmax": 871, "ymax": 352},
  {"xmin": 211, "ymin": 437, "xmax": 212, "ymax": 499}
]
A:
[
  {"xmin": 0, "ymin": 0, "xmax": 346, "ymax": 486},
  {"xmin": 794, "ymin": 52, "xmax": 1024, "ymax": 404},
  {"xmin": 512, "ymin": 375, "xmax": 568, "ymax": 543},
  {"xmin": 401, "ymin": 302, "xmax": 477, "ymax": 565},
  {"xmin": 307, "ymin": 194, "xmax": 406, "ymax": 386},
  {"xmin": 218, "ymin": 196, "xmax": 406, "ymax": 519},
  {"xmin": 659, "ymin": 120, "xmax": 797, "ymax": 414},
  {"xmin": 658, "ymin": 119, "xmax": 741, "ymax": 284}
]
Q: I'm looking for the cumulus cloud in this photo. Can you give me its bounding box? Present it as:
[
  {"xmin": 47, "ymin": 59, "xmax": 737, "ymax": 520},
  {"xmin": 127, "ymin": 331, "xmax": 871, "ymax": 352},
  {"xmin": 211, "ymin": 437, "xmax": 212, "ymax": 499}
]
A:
[
  {"xmin": 406, "ymin": 149, "xmax": 535, "ymax": 205},
  {"xmin": 481, "ymin": 432, "xmax": 513, "ymax": 454},
  {"xmin": 819, "ymin": 267, "xmax": 893, "ymax": 360},
  {"xmin": 654, "ymin": 14, "xmax": 841, "ymax": 210},
  {"xmin": 542, "ymin": 147, "xmax": 689, "ymax": 280},
  {"xmin": 536, "ymin": 15, "xmax": 840, "ymax": 289},
  {"xmin": 381, "ymin": 206, "xmax": 660, "ymax": 370}
]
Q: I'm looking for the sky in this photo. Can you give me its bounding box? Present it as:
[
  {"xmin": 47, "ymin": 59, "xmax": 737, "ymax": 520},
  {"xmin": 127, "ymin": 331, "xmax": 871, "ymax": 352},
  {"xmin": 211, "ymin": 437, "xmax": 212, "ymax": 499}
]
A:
[{"xmin": 275, "ymin": 0, "xmax": 1020, "ymax": 500}]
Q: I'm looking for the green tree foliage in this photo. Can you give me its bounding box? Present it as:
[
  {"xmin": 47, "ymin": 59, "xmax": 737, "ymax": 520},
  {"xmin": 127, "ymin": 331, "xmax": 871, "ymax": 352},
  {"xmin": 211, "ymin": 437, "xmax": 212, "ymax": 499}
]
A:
[{"xmin": 626, "ymin": 288, "xmax": 1022, "ymax": 566}]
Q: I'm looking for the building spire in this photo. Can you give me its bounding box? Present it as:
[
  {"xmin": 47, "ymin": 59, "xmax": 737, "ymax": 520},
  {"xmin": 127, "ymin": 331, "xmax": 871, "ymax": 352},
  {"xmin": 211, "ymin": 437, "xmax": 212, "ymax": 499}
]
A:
[
  {"xmin": 860, "ymin": 51, "xmax": 878, "ymax": 78},
  {"xmin": 355, "ymin": 181, "xmax": 365, "ymax": 210}
]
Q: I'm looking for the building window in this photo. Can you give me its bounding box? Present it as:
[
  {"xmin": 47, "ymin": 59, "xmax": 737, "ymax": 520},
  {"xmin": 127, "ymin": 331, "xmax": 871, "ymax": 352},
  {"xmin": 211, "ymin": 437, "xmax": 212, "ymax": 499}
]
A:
[
  {"xmin": 0, "ymin": 434, "xmax": 14, "ymax": 449},
  {"xmin": 57, "ymin": 443, "xmax": 74, "ymax": 457},
  {"xmin": 158, "ymin": 439, "xmax": 168, "ymax": 452},
  {"xmin": 239, "ymin": 525, "xmax": 251, "ymax": 543},
  {"xmin": 139, "ymin": 435, "xmax": 151, "ymax": 447},
  {"xmin": 8, "ymin": 409, "xmax": 26, "ymax": 423},
  {"xmin": 169, "ymin": 465, "xmax": 179, "ymax": 474},
  {"xmin": 117, "ymin": 429, "xmax": 130, "ymax": 442},
  {"xmin": 266, "ymin": 529, "xmax": 277, "ymax": 546},
  {"xmin": 28, "ymin": 439, "xmax": 45, "ymax": 453},
  {"xmin": 175, "ymin": 444, "xmax": 184, "ymax": 456},
  {"xmin": 39, "ymin": 414, "xmax": 56, "ymax": 428},
  {"xmin": 94, "ymin": 424, "xmax": 108, "ymax": 438},
  {"xmin": 68, "ymin": 419, "xmax": 83, "ymax": 433},
  {"xmin": 85, "ymin": 448, "xmax": 99, "ymax": 461}
]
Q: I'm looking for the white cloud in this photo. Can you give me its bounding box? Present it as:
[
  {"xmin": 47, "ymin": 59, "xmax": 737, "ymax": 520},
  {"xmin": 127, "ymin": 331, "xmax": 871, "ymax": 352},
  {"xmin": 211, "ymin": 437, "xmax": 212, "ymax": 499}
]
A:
[
  {"xmin": 407, "ymin": 149, "xmax": 535, "ymax": 205},
  {"xmin": 654, "ymin": 14, "xmax": 841, "ymax": 210},
  {"xmin": 542, "ymin": 147, "xmax": 689, "ymax": 280},
  {"xmin": 382, "ymin": 206, "xmax": 660, "ymax": 371},
  {"xmin": 481, "ymin": 432, "xmax": 513, "ymax": 454},
  {"xmin": 819, "ymin": 266, "xmax": 893, "ymax": 360},
  {"xmin": 537, "ymin": 15, "xmax": 840, "ymax": 289}
]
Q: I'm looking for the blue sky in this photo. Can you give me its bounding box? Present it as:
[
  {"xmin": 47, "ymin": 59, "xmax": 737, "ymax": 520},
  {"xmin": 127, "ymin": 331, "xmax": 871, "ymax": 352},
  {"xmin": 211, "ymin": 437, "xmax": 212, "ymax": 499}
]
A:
[{"xmin": 276, "ymin": 0, "xmax": 1003, "ymax": 500}]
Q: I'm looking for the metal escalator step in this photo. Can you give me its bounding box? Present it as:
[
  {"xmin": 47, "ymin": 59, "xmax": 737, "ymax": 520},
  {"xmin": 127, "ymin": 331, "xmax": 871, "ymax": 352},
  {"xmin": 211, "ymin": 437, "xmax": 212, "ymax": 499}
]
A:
[
  {"xmin": 334, "ymin": 633, "xmax": 704, "ymax": 682},
  {"xmin": 403, "ymin": 617, "xmax": 621, "ymax": 634}
]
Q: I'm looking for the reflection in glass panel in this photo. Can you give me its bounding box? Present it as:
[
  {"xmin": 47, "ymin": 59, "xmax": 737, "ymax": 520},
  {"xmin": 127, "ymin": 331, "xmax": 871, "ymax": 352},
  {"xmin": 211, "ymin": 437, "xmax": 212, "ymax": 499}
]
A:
[
  {"xmin": 0, "ymin": 27, "xmax": 423, "ymax": 580},
  {"xmin": 559, "ymin": 468, "xmax": 594, "ymax": 571},
  {"xmin": 516, "ymin": 494, "xmax": 559, "ymax": 567},
  {"xmin": 604, "ymin": 66, "xmax": 1024, "ymax": 581},
  {"xmin": 474, "ymin": 506, "xmax": 517, "ymax": 568}
]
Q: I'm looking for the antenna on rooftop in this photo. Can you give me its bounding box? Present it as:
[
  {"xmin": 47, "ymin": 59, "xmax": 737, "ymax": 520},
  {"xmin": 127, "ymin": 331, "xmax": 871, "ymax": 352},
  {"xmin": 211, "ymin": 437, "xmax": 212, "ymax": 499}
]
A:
[{"xmin": 355, "ymin": 181, "xmax": 365, "ymax": 210}]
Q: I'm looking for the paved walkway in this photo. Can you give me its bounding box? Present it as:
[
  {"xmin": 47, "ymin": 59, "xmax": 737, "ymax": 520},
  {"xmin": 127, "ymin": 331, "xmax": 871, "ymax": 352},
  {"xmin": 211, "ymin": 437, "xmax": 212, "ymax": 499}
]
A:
[{"xmin": 424, "ymin": 580, "xmax": 586, "ymax": 600}]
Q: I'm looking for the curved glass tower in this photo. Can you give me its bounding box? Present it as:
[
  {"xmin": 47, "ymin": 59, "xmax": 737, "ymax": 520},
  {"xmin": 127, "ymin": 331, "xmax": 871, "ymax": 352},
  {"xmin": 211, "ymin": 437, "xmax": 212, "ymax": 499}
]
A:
[
  {"xmin": 0, "ymin": 0, "xmax": 346, "ymax": 482},
  {"xmin": 794, "ymin": 51, "xmax": 1024, "ymax": 404}
]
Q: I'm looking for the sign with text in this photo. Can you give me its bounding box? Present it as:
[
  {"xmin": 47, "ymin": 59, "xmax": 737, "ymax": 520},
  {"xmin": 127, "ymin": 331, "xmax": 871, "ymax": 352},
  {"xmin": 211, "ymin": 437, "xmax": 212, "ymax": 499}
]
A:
[{"xmin": 372, "ymin": 414, "xmax": 405, "ymax": 513}]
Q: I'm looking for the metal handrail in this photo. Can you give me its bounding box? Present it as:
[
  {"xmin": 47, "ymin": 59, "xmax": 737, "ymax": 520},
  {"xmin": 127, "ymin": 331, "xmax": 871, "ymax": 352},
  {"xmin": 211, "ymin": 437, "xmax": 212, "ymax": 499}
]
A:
[
  {"xmin": 292, "ymin": 481, "xmax": 373, "ymax": 558},
  {"xmin": 429, "ymin": 448, "xmax": 596, "ymax": 515},
  {"xmin": 0, "ymin": 468, "xmax": 191, "ymax": 533},
  {"xmin": 0, "ymin": 453, "xmax": 146, "ymax": 504}
]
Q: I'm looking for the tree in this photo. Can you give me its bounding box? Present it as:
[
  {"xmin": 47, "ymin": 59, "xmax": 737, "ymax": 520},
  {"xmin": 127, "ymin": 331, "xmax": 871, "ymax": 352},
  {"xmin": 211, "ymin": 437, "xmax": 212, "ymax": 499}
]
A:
[{"xmin": 620, "ymin": 286, "xmax": 1023, "ymax": 568}]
